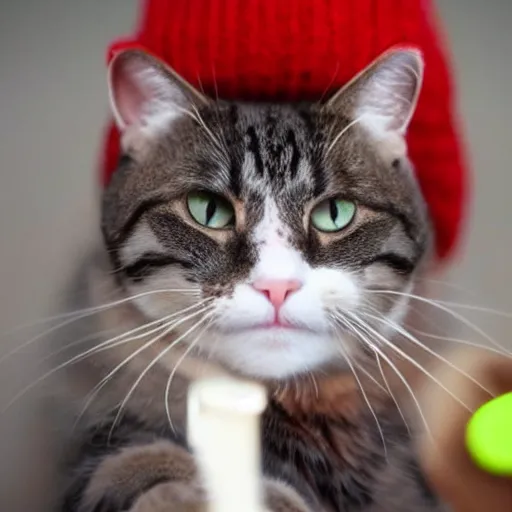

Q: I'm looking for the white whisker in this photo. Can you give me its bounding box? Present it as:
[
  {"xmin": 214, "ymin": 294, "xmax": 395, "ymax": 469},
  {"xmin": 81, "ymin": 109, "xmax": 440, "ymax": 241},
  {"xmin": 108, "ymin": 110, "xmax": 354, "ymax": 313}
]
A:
[
  {"xmin": 409, "ymin": 327, "xmax": 511, "ymax": 358},
  {"xmin": 190, "ymin": 104, "xmax": 227, "ymax": 156},
  {"xmin": 307, "ymin": 371, "xmax": 319, "ymax": 399},
  {"xmin": 330, "ymin": 316, "xmax": 387, "ymax": 394},
  {"xmin": 329, "ymin": 319, "xmax": 388, "ymax": 459},
  {"xmin": 336, "ymin": 313, "xmax": 412, "ymax": 435},
  {"xmin": 415, "ymin": 277, "xmax": 478, "ymax": 298},
  {"xmin": 165, "ymin": 318, "xmax": 214, "ymax": 431},
  {"xmin": 292, "ymin": 376, "xmax": 300, "ymax": 402},
  {"xmin": 2, "ymin": 299, "xmax": 213, "ymax": 412},
  {"xmin": 375, "ymin": 353, "xmax": 411, "ymax": 435},
  {"xmin": 368, "ymin": 289, "xmax": 512, "ymax": 355},
  {"xmin": 109, "ymin": 309, "xmax": 215, "ymax": 438},
  {"xmin": 175, "ymin": 102, "xmax": 229, "ymax": 169},
  {"xmin": 72, "ymin": 305, "xmax": 214, "ymax": 432},
  {"xmin": 364, "ymin": 311, "xmax": 495, "ymax": 397},
  {"xmin": 347, "ymin": 312, "xmax": 472, "ymax": 413},
  {"xmin": 326, "ymin": 115, "xmax": 365, "ymax": 156},
  {"xmin": 337, "ymin": 315, "xmax": 395, "ymax": 391},
  {"xmin": 38, "ymin": 327, "xmax": 118, "ymax": 364},
  {"xmin": 0, "ymin": 287, "xmax": 201, "ymax": 364},
  {"xmin": 336, "ymin": 313, "xmax": 431, "ymax": 439}
]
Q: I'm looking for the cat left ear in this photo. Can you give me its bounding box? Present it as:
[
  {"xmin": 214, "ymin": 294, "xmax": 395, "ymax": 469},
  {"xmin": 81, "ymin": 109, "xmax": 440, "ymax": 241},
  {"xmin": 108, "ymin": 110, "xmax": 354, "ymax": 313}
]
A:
[
  {"xmin": 325, "ymin": 48, "xmax": 424, "ymax": 140},
  {"xmin": 108, "ymin": 49, "xmax": 209, "ymax": 136}
]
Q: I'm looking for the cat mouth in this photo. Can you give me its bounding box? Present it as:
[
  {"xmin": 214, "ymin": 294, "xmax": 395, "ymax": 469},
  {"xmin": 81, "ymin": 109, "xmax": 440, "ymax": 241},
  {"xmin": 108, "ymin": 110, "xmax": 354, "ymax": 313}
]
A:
[
  {"xmin": 259, "ymin": 320, "xmax": 301, "ymax": 330},
  {"xmin": 221, "ymin": 320, "xmax": 317, "ymax": 335}
]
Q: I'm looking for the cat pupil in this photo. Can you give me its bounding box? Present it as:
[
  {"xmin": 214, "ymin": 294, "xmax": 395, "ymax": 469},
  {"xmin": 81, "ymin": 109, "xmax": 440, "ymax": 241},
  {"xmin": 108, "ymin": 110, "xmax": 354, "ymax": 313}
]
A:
[
  {"xmin": 206, "ymin": 199, "xmax": 217, "ymax": 224},
  {"xmin": 329, "ymin": 199, "xmax": 338, "ymax": 222}
]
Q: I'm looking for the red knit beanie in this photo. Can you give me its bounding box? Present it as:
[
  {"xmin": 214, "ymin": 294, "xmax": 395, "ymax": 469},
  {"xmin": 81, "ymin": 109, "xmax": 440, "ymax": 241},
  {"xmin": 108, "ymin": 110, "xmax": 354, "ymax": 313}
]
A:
[{"xmin": 101, "ymin": 0, "xmax": 469, "ymax": 262}]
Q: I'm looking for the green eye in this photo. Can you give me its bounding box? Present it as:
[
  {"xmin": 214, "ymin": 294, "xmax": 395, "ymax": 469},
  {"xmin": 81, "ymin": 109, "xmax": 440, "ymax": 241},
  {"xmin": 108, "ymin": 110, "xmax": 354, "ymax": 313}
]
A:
[
  {"xmin": 311, "ymin": 198, "xmax": 356, "ymax": 232},
  {"xmin": 187, "ymin": 191, "xmax": 235, "ymax": 229}
]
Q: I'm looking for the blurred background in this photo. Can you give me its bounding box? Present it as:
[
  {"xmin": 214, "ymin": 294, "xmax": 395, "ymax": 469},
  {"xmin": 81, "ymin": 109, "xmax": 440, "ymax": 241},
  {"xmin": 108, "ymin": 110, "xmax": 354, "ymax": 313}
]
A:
[{"xmin": 0, "ymin": 0, "xmax": 510, "ymax": 510}]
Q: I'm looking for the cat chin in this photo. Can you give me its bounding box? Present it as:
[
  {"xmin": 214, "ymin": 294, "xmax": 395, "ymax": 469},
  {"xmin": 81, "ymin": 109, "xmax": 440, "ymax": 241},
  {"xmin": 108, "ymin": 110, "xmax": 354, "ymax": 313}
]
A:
[{"xmin": 202, "ymin": 328, "xmax": 347, "ymax": 379}]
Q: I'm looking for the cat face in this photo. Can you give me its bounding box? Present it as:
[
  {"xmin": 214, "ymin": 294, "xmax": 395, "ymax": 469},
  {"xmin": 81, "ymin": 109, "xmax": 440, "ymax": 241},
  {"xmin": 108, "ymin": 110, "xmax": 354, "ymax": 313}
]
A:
[{"xmin": 102, "ymin": 49, "xmax": 431, "ymax": 379}]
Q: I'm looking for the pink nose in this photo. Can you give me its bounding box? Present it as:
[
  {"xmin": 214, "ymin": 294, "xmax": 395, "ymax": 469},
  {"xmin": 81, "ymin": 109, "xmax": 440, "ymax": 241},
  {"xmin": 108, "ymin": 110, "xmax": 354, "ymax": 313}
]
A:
[{"xmin": 252, "ymin": 279, "xmax": 302, "ymax": 311}]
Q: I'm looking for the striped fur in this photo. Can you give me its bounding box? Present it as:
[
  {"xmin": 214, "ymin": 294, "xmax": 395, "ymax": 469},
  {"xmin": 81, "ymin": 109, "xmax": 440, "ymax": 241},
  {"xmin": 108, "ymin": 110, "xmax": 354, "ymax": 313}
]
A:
[{"xmin": 52, "ymin": 49, "xmax": 444, "ymax": 511}]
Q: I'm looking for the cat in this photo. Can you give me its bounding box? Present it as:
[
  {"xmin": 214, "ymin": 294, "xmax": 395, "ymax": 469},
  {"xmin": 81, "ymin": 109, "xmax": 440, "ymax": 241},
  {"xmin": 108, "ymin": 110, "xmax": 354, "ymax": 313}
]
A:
[{"xmin": 52, "ymin": 47, "xmax": 446, "ymax": 512}]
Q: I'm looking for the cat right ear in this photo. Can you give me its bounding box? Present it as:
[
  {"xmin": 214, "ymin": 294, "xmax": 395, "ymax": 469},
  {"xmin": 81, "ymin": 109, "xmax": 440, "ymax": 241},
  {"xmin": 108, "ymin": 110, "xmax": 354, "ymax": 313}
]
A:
[
  {"xmin": 108, "ymin": 49, "xmax": 209, "ymax": 139},
  {"xmin": 325, "ymin": 48, "xmax": 424, "ymax": 144}
]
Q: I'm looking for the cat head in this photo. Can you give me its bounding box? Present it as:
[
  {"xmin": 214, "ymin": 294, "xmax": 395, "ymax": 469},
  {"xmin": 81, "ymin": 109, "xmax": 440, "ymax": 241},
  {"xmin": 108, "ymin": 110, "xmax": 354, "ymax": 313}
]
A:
[{"xmin": 101, "ymin": 48, "xmax": 431, "ymax": 379}]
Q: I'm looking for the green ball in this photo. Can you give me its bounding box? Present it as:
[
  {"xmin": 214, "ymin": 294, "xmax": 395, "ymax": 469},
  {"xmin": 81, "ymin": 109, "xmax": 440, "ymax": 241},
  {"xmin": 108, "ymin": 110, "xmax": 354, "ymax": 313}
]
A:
[{"xmin": 466, "ymin": 392, "xmax": 512, "ymax": 476}]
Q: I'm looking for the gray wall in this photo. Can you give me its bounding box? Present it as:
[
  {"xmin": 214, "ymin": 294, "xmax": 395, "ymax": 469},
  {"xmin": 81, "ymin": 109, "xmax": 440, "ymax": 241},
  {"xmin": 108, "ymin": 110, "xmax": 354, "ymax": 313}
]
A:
[
  {"xmin": 0, "ymin": 2, "xmax": 137, "ymax": 509},
  {"xmin": 0, "ymin": 0, "xmax": 510, "ymax": 509},
  {"xmin": 440, "ymin": 0, "xmax": 512, "ymax": 341}
]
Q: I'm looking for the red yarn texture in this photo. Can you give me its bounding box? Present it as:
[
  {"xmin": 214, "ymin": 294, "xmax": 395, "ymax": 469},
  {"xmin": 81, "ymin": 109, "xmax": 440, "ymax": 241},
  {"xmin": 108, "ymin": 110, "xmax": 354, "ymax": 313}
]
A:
[{"xmin": 100, "ymin": 0, "xmax": 469, "ymax": 262}]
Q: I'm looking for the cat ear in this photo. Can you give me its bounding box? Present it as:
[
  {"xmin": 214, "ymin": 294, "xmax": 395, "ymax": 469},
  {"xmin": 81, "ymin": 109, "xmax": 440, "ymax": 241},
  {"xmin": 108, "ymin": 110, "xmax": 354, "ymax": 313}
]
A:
[
  {"xmin": 325, "ymin": 48, "xmax": 424, "ymax": 140},
  {"xmin": 108, "ymin": 49, "xmax": 209, "ymax": 136}
]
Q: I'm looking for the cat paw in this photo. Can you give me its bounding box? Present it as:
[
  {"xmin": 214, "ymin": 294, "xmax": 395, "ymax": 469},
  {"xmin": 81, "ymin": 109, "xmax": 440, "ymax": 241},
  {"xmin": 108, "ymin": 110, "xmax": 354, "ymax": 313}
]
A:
[
  {"xmin": 129, "ymin": 476, "xmax": 312, "ymax": 512},
  {"xmin": 129, "ymin": 480, "xmax": 208, "ymax": 512},
  {"xmin": 263, "ymin": 479, "xmax": 313, "ymax": 512}
]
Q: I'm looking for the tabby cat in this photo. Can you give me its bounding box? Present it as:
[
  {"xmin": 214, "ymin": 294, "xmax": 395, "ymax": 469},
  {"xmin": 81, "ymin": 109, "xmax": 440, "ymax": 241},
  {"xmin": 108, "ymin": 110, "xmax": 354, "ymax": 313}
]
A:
[{"xmin": 54, "ymin": 47, "xmax": 445, "ymax": 511}]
